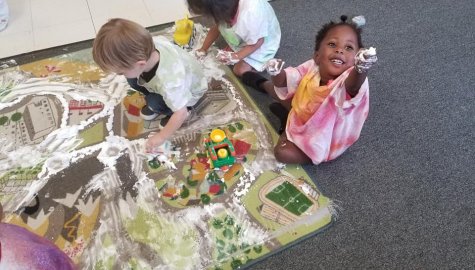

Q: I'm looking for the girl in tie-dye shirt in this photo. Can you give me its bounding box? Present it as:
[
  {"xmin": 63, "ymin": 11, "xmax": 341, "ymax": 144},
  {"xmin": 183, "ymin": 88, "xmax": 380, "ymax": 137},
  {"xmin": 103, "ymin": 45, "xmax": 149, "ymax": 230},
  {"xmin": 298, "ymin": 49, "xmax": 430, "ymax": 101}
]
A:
[{"xmin": 248, "ymin": 15, "xmax": 378, "ymax": 164}]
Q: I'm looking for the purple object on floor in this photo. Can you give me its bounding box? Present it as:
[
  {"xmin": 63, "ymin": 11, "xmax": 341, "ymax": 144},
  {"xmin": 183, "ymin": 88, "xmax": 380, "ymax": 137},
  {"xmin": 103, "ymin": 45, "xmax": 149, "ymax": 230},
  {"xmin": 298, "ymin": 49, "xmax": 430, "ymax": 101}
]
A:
[{"xmin": 0, "ymin": 223, "xmax": 75, "ymax": 270}]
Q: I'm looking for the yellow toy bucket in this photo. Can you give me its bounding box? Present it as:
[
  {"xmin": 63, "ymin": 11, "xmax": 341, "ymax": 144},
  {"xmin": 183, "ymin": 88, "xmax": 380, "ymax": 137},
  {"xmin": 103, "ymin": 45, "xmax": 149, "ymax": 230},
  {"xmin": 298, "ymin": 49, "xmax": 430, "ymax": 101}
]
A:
[{"xmin": 173, "ymin": 15, "xmax": 194, "ymax": 46}]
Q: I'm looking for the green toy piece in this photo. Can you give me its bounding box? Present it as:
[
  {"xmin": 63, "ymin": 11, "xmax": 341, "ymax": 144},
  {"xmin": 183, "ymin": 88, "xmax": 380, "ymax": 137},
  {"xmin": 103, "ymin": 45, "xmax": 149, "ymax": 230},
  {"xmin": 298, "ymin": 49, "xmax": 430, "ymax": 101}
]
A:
[{"xmin": 204, "ymin": 129, "xmax": 236, "ymax": 169}]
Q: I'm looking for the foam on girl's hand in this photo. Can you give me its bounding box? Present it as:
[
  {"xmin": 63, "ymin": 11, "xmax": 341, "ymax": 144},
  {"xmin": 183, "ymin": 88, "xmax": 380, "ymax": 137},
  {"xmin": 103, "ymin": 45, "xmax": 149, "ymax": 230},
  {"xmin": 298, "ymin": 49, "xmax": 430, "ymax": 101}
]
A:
[
  {"xmin": 364, "ymin": 47, "xmax": 377, "ymax": 56},
  {"xmin": 265, "ymin": 59, "xmax": 285, "ymax": 76},
  {"xmin": 356, "ymin": 47, "xmax": 377, "ymax": 61},
  {"xmin": 355, "ymin": 47, "xmax": 378, "ymax": 73},
  {"xmin": 216, "ymin": 50, "xmax": 239, "ymax": 65}
]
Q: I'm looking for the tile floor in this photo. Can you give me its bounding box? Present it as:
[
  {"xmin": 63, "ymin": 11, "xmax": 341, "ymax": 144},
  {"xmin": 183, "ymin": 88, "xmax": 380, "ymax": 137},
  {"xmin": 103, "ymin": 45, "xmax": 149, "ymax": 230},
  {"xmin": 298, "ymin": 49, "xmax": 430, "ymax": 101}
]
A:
[{"xmin": 0, "ymin": 0, "xmax": 189, "ymax": 59}]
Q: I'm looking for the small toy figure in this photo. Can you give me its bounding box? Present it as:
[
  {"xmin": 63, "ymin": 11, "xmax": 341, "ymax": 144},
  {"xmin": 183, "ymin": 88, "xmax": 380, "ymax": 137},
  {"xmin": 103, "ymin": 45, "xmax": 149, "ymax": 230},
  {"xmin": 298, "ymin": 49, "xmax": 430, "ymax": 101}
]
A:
[
  {"xmin": 143, "ymin": 139, "xmax": 177, "ymax": 170},
  {"xmin": 204, "ymin": 129, "xmax": 236, "ymax": 169},
  {"xmin": 173, "ymin": 15, "xmax": 195, "ymax": 48}
]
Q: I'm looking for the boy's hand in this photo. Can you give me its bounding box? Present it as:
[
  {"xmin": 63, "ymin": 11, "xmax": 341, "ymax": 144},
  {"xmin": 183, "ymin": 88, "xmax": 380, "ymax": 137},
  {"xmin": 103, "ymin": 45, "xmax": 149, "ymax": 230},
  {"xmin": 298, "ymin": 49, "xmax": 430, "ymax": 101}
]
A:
[
  {"xmin": 145, "ymin": 133, "xmax": 167, "ymax": 153},
  {"xmin": 264, "ymin": 59, "xmax": 285, "ymax": 76},
  {"xmin": 355, "ymin": 47, "xmax": 378, "ymax": 73},
  {"xmin": 216, "ymin": 50, "xmax": 240, "ymax": 65}
]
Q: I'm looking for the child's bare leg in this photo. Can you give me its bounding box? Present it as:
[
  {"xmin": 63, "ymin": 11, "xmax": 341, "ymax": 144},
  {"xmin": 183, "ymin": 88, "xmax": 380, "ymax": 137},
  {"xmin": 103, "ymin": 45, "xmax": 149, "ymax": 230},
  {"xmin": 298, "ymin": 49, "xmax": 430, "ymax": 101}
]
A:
[
  {"xmin": 259, "ymin": 80, "xmax": 279, "ymax": 100},
  {"xmin": 274, "ymin": 133, "xmax": 312, "ymax": 164},
  {"xmin": 233, "ymin": 60, "xmax": 253, "ymax": 77}
]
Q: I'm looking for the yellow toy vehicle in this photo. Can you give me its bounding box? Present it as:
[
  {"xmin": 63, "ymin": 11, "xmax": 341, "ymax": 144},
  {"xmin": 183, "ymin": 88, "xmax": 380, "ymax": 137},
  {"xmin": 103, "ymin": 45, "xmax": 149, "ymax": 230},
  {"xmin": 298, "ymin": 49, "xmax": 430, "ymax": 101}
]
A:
[{"xmin": 173, "ymin": 15, "xmax": 195, "ymax": 48}]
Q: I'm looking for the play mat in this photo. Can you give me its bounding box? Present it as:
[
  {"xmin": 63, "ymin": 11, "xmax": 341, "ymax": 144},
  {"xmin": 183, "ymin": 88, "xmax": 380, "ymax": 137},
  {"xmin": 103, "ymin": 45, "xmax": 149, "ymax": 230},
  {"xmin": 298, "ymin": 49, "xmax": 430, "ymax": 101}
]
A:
[{"xmin": 0, "ymin": 24, "xmax": 334, "ymax": 269}]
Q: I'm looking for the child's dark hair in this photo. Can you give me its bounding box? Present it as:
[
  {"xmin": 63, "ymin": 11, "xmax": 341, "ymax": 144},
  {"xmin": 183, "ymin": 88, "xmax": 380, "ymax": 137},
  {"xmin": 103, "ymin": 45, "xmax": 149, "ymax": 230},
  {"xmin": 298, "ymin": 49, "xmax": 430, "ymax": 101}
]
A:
[
  {"xmin": 315, "ymin": 15, "xmax": 364, "ymax": 51},
  {"xmin": 186, "ymin": 0, "xmax": 239, "ymax": 24}
]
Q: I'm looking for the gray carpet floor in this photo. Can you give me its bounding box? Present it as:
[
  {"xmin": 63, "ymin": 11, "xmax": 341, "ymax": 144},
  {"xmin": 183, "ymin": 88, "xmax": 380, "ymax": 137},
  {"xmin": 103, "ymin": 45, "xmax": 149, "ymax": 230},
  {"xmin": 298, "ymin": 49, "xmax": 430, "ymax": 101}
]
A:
[
  {"xmin": 2, "ymin": 0, "xmax": 473, "ymax": 268},
  {"xmin": 247, "ymin": 0, "xmax": 475, "ymax": 269}
]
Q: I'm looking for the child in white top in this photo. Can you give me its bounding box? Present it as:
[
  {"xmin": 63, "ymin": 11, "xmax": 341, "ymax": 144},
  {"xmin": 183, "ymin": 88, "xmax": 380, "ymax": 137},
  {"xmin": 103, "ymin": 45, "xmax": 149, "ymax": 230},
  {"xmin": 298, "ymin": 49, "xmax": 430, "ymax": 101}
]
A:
[{"xmin": 186, "ymin": 0, "xmax": 281, "ymax": 77}]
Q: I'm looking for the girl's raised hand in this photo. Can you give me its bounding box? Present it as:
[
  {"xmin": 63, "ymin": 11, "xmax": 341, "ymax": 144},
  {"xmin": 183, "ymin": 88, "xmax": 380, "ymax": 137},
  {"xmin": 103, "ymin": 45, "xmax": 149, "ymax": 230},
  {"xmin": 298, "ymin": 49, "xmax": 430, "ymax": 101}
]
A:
[{"xmin": 354, "ymin": 47, "xmax": 378, "ymax": 73}]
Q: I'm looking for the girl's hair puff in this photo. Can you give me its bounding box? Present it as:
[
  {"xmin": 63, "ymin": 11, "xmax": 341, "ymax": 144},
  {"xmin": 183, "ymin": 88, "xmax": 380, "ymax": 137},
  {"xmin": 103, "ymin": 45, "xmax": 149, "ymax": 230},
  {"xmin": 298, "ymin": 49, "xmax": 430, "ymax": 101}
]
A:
[
  {"xmin": 186, "ymin": 0, "xmax": 239, "ymax": 24},
  {"xmin": 314, "ymin": 15, "xmax": 364, "ymax": 51}
]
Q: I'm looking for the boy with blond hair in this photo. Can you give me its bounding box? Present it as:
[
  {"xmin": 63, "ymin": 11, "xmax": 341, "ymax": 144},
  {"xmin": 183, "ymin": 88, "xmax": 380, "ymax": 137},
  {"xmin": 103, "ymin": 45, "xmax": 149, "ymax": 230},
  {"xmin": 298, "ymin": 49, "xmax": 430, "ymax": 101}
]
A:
[{"xmin": 93, "ymin": 18, "xmax": 207, "ymax": 152}]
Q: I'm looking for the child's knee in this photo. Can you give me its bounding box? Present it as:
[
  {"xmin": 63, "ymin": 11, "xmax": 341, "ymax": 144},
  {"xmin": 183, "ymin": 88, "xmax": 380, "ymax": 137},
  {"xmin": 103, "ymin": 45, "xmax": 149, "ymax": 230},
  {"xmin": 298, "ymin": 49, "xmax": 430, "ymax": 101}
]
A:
[
  {"xmin": 232, "ymin": 66, "xmax": 244, "ymax": 77},
  {"xmin": 274, "ymin": 143, "xmax": 312, "ymax": 164},
  {"xmin": 274, "ymin": 145, "xmax": 288, "ymax": 163},
  {"xmin": 233, "ymin": 62, "xmax": 252, "ymax": 77}
]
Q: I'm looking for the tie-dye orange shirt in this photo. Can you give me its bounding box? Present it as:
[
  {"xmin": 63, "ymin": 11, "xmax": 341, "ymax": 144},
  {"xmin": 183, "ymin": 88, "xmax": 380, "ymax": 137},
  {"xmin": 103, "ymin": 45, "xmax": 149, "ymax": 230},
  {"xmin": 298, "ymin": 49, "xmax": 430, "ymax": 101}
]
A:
[
  {"xmin": 274, "ymin": 60, "xmax": 370, "ymax": 164},
  {"xmin": 290, "ymin": 70, "xmax": 330, "ymax": 124}
]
